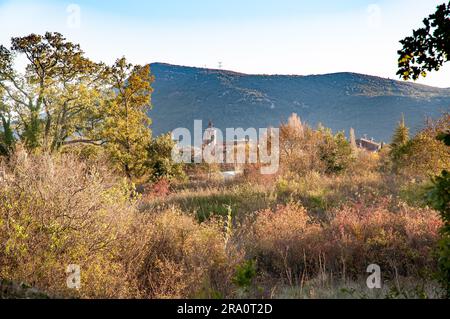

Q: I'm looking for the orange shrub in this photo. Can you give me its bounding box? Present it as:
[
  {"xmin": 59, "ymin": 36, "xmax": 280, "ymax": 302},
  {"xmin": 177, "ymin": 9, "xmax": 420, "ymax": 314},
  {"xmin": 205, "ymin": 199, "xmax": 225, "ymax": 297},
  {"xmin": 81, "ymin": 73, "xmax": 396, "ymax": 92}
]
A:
[
  {"xmin": 0, "ymin": 151, "xmax": 140, "ymax": 298},
  {"xmin": 242, "ymin": 200, "xmax": 441, "ymax": 285},
  {"xmin": 242, "ymin": 204, "xmax": 324, "ymax": 285},
  {"xmin": 129, "ymin": 209, "xmax": 243, "ymax": 298}
]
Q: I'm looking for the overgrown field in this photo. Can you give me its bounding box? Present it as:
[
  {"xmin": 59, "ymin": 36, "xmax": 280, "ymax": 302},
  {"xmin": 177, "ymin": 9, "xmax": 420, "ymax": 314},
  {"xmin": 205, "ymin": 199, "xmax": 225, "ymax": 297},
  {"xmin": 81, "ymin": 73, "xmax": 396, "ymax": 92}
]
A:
[{"xmin": 1, "ymin": 114, "xmax": 448, "ymax": 299}]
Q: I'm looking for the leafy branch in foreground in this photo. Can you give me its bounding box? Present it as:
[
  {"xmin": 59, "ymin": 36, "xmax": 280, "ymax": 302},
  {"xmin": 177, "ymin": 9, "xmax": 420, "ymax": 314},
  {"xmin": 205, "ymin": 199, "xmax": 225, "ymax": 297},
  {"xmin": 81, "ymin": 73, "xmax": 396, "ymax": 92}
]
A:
[
  {"xmin": 398, "ymin": 3, "xmax": 450, "ymax": 296},
  {"xmin": 397, "ymin": 2, "xmax": 450, "ymax": 80}
]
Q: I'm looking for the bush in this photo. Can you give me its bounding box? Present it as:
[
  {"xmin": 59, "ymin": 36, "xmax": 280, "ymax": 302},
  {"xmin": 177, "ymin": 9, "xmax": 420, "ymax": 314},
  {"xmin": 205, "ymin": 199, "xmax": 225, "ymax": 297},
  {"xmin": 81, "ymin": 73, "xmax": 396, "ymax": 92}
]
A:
[
  {"xmin": 130, "ymin": 209, "xmax": 242, "ymax": 298},
  {"xmin": 279, "ymin": 115, "xmax": 354, "ymax": 176},
  {"xmin": 318, "ymin": 130, "xmax": 354, "ymax": 175},
  {"xmin": 428, "ymin": 167, "xmax": 450, "ymax": 296},
  {"xmin": 390, "ymin": 115, "xmax": 450, "ymax": 178},
  {"xmin": 147, "ymin": 133, "xmax": 186, "ymax": 182},
  {"xmin": 0, "ymin": 151, "xmax": 140, "ymax": 298},
  {"xmin": 326, "ymin": 200, "xmax": 441, "ymax": 279},
  {"xmin": 142, "ymin": 178, "xmax": 172, "ymax": 200},
  {"xmin": 232, "ymin": 260, "xmax": 257, "ymax": 294},
  {"xmin": 242, "ymin": 204, "xmax": 323, "ymax": 285},
  {"xmin": 241, "ymin": 200, "xmax": 441, "ymax": 286},
  {"xmin": 0, "ymin": 151, "xmax": 242, "ymax": 298}
]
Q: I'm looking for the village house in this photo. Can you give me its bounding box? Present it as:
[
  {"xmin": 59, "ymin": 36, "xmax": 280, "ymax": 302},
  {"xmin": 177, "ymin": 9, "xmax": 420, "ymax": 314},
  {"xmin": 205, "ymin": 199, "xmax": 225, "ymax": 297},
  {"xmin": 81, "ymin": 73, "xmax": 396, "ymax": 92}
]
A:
[
  {"xmin": 203, "ymin": 121, "xmax": 252, "ymax": 172},
  {"xmin": 356, "ymin": 136, "xmax": 383, "ymax": 152}
]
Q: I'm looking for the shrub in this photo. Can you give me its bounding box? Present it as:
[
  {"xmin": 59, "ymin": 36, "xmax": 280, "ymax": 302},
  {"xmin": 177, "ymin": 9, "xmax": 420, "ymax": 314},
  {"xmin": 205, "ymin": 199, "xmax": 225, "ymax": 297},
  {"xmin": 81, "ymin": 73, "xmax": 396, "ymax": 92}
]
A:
[
  {"xmin": 428, "ymin": 166, "xmax": 450, "ymax": 296},
  {"xmin": 325, "ymin": 200, "xmax": 442, "ymax": 279},
  {"xmin": 0, "ymin": 151, "xmax": 244, "ymax": 299},
  {"xmin": 318, "ymin": 130, "xmax": 354, "ymax": 175},
  {"xmin": 390, "ymin": 115, "xmax": 450, "ymax": 178},
  {"xmin": 279, "ymin": 115, "xmax": 354, "ymax": 176},
  {"xmin": 243, "ymin": 204, "xmax": 323, "ymax": 285},
  {"xmin": 241, "ymin": 200, "xmax": 441, "ymax": 286},
  {"xmin": 147, "ymin": 133, "xmax": 186, "ymax": 182},
  {"xmin": 0, "ymin": 151, "xmax": 140, "ymax": 298},
  {"xmin": 142, "ymin": 178, "xmax": 172, "ymax": 200},
  {"xmin": 232, "ymin": 260, "xmax": 257, "ymax": 295},
  {"xmin": 130, "ymin": 209, "xmax": 242, "ymax": 298}
]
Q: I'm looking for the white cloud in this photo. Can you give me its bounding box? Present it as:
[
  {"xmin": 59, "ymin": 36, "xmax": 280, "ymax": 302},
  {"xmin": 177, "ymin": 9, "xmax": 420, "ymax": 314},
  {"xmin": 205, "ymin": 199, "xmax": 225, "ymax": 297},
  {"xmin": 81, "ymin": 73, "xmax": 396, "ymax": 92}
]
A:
[
  {"xmin": 66, "ymin": 3, "xmax": 81, "ymax": 29},
  {"xmin": 367, "ymin": 4, "xmax": 382, "ymax": 30}
]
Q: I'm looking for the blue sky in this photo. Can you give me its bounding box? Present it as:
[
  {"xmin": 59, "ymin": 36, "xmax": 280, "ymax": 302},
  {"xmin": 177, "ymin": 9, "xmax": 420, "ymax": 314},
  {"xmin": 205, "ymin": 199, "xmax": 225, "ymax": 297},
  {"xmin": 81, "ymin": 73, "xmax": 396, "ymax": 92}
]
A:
[
  {"xmin": 0, "ymin": 0, "xmax": 449, "ymax": 87},
  {"xmin": 70, "ymin": 0, "xmax": 373, "ymax": 20}
]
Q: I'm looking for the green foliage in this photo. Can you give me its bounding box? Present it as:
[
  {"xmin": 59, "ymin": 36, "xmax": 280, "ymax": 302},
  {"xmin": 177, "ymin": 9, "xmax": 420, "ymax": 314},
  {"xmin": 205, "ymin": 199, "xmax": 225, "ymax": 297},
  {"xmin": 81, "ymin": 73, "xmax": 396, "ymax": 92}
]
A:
[
  {"xmin": 0, "ymin": 93, "xmax": 14, "ymax": 156},
  {"xmin": 147, "ymin": 133, "xmax": 185, "ymax": 182},
  {"xmin": 187, "ymin": 194, "xmax": 237, "ymax": 222},
  {"xmin": 100, "ymin": 58, "xmax": 153, "ymax": 179},
  {"xmin": 399, "ymin": 181, "xmax": 431, "ymax": 207},
  {"xmin": 318, "ymin": 130, "xmax": 354, "ymax": 174},
  {"xmin": 437, "ymin": 131, "xmax": 450, "ymax": 147},
  {"xmin": 428, "ymin": 171, "xmax": 450, "ymax": 225},
  {"xmin": 398, "ymin": 2, "xmax": 450, "ymax": 294},
  {"xmin": 391, "ymin": 116, "xmax": 410, "ymax": 150},
  {"xmin": 0, "ymin": 32, "xmax": 105, "ymax": 152},
  {"xmin": 397, "ymin": 2, "xmax": 450, "ymax": 80},
  {"xmin": 280, "ymin": 115, "xmax": 354, "ymax": 176},
  {"xmin": 0, "ymin": 33, "xmax": 156, "ymax": 180},
  {"xmin": 390, "ymin": 115, "xmax": 450, "ymax": 177},
  {"xmin": 423, "ymin": 126, "xmax": 450, "ymax": 297},
  {"xmin": 390, "ymin": 116, "xmax": 410, "ymax": 172},
  {"xmin": 428, "ymin": 169, "xmax": 450, "ymax": 297},
  {"xmin": 233, "ymin": 260, "xmax": 257, "ymax": 290}
]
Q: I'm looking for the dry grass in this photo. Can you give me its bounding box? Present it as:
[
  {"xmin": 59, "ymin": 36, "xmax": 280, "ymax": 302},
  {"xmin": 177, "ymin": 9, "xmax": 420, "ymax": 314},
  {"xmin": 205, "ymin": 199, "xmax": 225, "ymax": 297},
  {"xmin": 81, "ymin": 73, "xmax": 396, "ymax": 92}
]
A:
[
  {"xmin": 0, "ymin": 151, "xmax": 241, "ymax": 298},
  {"xmin": 127, "ymin": 209, "xmax": 242, "ymax": 298},
  {"xmin": 0, "ymin": 150, "xmax": 139, "ymax": 298},
  {"xmin": 239, "ymin": 201, "xmax": 441, "ymax": 290},
  {"xmin": 0, "ymin": 142, "xmax": 446, "ymax": 298}
]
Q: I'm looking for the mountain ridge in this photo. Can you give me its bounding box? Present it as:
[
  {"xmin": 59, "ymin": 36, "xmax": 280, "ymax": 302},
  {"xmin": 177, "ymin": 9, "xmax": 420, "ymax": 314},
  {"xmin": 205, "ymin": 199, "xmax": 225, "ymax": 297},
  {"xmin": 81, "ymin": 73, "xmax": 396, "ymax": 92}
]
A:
[
  {"xmin": 149, "ymin": 62, "xmax": 450, "ymax": 91},
  {"xmin": 148, "ymin": 63, "xmax": 450, "ymax": 142}
]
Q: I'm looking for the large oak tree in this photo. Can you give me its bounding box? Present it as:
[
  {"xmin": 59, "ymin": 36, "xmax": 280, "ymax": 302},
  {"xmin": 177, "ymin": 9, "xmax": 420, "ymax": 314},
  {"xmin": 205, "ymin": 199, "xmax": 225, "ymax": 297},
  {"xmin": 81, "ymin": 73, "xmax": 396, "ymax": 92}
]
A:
[{"xmin": 0, "ymin": 32, "xmax": 155, "ymax": 179}]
